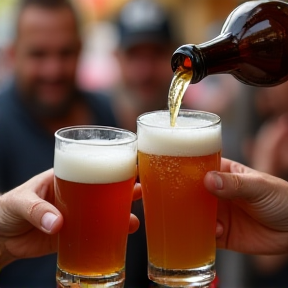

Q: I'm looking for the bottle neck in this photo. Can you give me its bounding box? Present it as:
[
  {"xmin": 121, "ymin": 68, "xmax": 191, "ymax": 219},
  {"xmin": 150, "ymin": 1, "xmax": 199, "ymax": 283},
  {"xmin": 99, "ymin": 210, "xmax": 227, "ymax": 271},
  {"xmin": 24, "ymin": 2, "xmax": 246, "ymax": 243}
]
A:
[
  {"xmin": 196, "ymin": 32, "xmax": 238, "ymax": 77},
  {"xmin": 171, "ymin": 33, "xmax": 239, "ymax": 84}
]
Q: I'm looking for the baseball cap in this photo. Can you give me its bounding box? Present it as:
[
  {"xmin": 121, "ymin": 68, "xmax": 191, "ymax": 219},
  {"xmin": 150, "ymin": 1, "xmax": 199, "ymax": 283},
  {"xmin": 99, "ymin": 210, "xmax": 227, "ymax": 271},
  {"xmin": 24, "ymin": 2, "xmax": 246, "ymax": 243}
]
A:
[{"xmin": 117, "ymin": 0, "xmax": 174, "ymax": 49}]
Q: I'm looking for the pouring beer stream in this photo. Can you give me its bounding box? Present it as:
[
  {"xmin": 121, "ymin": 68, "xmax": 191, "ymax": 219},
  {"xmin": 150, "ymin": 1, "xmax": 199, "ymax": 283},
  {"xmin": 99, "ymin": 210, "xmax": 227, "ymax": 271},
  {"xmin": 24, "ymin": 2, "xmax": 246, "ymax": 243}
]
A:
[{"xmin": 168, "ymin": 56, "xmax": 192, "ymax": 127}]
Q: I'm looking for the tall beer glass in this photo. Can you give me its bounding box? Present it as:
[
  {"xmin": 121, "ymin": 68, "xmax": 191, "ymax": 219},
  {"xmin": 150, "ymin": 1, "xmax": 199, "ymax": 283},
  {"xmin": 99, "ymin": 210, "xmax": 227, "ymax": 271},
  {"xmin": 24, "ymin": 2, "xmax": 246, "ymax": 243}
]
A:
[
  {"xmin": 137, "ymin": 110, "xmax": 221, "ymax": 287},
  {"xmin": 54, "ymin": 126, "xmax": 137, "ymax": 288}
]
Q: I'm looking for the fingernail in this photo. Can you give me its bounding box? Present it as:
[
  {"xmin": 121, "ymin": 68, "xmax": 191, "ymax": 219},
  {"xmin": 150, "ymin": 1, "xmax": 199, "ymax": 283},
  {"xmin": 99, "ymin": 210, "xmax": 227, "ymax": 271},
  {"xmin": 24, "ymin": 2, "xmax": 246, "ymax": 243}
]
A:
[
  {"xmin": 41, "ymin": 212, "xmax": 58, "ymax": 232},
  {"xmin": 212, "ymin": 172, "xmax": 223, "ymax": 189}
]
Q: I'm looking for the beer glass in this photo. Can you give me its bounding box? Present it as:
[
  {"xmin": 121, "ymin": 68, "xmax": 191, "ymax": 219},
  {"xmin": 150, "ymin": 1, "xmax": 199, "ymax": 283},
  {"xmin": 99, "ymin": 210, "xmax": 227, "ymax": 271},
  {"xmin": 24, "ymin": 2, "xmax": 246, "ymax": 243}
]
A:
[
  {"xmin": 137, "ymin": 110, "xmax": 221, "ymax": 287},
  {"xmin": 54, "ymin": 126, "xmax": 137, "ymax": 288}
]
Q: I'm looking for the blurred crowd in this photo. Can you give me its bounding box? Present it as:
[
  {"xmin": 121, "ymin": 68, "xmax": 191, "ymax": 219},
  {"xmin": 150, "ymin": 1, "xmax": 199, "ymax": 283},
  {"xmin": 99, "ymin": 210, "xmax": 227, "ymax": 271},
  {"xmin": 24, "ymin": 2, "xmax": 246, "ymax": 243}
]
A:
[{"xmin": 0, "ymin": 0, "xmax": 288, "ymax": 287}]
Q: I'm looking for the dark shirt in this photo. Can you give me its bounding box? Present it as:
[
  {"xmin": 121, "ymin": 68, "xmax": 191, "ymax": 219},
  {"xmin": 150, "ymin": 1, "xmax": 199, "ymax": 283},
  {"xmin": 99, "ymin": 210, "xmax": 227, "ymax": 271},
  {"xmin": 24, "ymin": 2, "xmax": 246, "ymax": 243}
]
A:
[{"xmin": 0, "ymin": 82, "xmax": 149, "ymax": 288}]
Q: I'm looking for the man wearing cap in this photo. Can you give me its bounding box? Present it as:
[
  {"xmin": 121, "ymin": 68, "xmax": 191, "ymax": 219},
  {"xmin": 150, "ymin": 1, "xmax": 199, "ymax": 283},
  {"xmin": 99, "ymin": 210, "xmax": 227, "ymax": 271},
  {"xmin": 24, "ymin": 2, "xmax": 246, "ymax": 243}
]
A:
[{"xmin": 108, "ymin": 0, "xmax": 179, "ymax": 133}]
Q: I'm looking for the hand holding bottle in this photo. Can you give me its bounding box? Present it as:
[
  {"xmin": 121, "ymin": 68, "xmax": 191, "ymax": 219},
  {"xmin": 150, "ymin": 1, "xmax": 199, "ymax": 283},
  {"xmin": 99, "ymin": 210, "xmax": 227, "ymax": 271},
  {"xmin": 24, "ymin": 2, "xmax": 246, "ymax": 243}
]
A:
[{"xmin": 204, "ymin": 158, "xmax": 288, "ymax": 255}]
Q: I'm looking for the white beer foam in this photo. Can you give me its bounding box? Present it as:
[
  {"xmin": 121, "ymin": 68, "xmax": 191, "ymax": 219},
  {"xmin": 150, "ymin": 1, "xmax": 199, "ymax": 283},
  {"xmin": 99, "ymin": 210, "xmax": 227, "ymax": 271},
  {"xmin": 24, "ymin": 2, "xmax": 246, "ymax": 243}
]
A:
[
  {"xmin": 137, "ymin": 112, "xmax": 221, "ymax": 156},
  {"xmin": 54, "ymin": 141, "xmax": 136, "ymax": 184}
]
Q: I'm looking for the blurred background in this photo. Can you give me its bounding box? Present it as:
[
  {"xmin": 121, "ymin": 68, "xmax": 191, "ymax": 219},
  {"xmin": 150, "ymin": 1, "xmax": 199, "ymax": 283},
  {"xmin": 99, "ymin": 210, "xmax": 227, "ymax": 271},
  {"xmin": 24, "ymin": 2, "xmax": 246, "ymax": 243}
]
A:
[
  {"xmin": 1, "ymin": 0, "xmax": 288, "ymax": 288},
  {"xmin": 0, "ymin": 0, "xmax": 239, "ymax": 90}
]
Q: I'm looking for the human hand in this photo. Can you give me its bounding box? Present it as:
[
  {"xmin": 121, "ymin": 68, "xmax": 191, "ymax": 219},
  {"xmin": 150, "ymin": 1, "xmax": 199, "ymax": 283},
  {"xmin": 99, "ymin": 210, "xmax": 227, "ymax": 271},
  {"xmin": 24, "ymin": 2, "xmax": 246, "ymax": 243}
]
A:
[
  {"xmin": 204, "ymin": 158, "xmax": 288, "ymax": 255},
  {"xmin": 0, "ymin": 170, "xmax": 140, "ymax": 269}
]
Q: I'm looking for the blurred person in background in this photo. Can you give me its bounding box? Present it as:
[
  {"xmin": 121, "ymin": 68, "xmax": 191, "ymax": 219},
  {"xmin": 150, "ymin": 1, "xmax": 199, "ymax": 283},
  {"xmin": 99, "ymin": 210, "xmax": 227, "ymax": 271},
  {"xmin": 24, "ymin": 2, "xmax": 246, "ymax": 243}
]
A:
[
  {"xmin": 243, "ymin": 81, "xmax": 288, "ymax": 288},
  {"xmin": 248, "ymin": 82, "xmax": 288, "ymax": 179},
  {"xmin": 101, "ymin": 1, "xmax": 181, "ymax": 286},
  {"xmin": 0, "ymin": 0, "xmax": 148, "ymax": 287},
  {"xmin": 107, "ymin": 0, "xmax": 179, "ymax": 133}
]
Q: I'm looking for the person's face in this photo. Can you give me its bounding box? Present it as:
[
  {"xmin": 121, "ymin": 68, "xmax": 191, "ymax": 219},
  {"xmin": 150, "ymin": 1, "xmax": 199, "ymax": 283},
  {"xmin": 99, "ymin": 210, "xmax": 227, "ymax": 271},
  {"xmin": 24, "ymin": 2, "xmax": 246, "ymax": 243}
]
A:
[
  {"xmin": 117, "ymin": 42, "xmax": 173, "ymax": 110},
  {"xmin": 11, "ymin": 6, "xmax": 81, "ymax": 117}
]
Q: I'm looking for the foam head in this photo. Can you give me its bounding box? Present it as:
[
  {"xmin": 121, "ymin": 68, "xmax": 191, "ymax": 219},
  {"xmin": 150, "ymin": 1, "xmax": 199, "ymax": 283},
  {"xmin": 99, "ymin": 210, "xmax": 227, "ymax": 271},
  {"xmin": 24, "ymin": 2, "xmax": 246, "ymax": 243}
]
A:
[
  {"xmin": 54, "ymin": 137, "xmax": 137, "ymax": 184},
  {"xmin": 137, "ymin": 110, "xmax": 222, "ymax": 157}
]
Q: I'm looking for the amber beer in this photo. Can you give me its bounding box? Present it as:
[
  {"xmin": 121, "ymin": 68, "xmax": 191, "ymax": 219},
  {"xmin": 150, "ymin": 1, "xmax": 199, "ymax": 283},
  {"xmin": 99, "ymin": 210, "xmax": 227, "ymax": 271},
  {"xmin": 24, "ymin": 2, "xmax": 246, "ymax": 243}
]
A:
[
  {"xmin": 137, "ymin": 110, "xmax": 221, "ymax": 287},
  {"xmin": 54, "ymin": 126, "xmax": 137, "ymax": 287}
]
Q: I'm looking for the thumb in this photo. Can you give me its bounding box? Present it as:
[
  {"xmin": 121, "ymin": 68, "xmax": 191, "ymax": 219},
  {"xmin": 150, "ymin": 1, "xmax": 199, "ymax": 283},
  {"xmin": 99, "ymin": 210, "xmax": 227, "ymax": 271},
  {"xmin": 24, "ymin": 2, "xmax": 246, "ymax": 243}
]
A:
[
  {"xmin": 204, "ymin": 168, "xmax": 288, "ymax": 231},
  {"xmin": 204, "ymin": 159, "xmax": 267, "ymax": 200},
  {"xmin": 1, "ymin": 190, "xmax": 63, "ymax": 235},
  {"xmin": 24, "ymin": 196, "xmax": 63, "ymax": 234},
  {"xmin": 204, "ymin": 169, "xmax": 268, "ymax": 200},
  {"xmin": 3, "ymin": 170, "xmax": 63, "ymax": 235}
]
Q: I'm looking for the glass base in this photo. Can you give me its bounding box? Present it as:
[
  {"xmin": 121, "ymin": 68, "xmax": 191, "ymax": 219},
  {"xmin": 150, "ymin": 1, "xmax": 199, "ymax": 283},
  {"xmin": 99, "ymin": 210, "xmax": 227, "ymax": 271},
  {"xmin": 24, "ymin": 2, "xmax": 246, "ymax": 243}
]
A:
[
  {"xmin": 148, "ymin": 261, "xmax": 215, "ymax": 287},
  {"xmin": 56, "ymin": 266, "xmax": 125, "ymax": 288}
]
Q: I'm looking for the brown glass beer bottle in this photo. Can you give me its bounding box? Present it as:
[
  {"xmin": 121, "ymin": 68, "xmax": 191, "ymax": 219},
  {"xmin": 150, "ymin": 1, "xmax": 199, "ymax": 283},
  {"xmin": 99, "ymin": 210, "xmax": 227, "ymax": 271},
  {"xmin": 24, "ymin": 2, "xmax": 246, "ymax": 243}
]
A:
[{"xmin": 171, "ymin": 0, "xmax": 288, "ymax": 87}]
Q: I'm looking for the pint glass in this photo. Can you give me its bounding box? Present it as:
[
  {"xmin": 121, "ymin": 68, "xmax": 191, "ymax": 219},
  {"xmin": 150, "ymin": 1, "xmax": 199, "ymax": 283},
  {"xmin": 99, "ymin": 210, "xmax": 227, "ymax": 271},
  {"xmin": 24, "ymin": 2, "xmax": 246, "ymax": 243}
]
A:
[
  {"xmin": 137, "ymin": 110, "xmax": 221, "ymax": 287},
  {"xmin": 54, "ymin": 126, "xmax": 137, "ymax": 288}
]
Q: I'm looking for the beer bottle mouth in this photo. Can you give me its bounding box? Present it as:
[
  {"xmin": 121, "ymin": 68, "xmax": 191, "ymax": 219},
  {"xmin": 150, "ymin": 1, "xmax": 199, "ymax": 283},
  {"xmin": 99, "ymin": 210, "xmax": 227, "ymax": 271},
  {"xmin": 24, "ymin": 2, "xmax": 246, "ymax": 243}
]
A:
[
  {"xmin": 171, "ymin": 53, "xmax": 192, "ymax": 72},
  {"xmin": 171, "ymin": 43, "xmax": 194, "ymax": 72},
  {"xmin": 171, "ymin": 44, "xmax": 205, "ymax": 84}
]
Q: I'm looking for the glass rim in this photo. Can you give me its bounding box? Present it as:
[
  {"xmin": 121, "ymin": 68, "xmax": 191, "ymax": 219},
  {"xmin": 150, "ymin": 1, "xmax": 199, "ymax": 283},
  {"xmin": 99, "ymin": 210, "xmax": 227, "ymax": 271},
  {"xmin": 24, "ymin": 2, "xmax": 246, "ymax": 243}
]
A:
[
  {"xmin": 137, "ymin": 109, "xmax": 221, "ymax": 129},
  {"xmin": 54, "ymin": 125, "xmax": 137, "ymax": 146}
]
